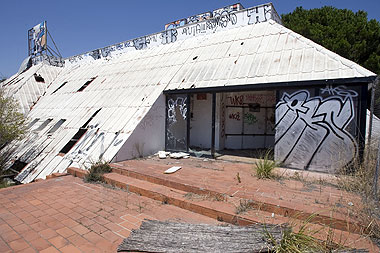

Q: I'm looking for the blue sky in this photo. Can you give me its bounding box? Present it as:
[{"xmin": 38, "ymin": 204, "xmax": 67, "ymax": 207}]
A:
[{"xmin": 0, "ymin": 0, "xmax": 379, "ymax": 78}]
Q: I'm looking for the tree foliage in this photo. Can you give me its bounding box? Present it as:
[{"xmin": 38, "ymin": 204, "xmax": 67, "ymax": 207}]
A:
[
  {"xmin": 282, "ymin": 6, "xmax": 380, "ymax": 75},
  {"xmin": 0, "ymin": 88, "xmax": 26, "ymax": 175}
]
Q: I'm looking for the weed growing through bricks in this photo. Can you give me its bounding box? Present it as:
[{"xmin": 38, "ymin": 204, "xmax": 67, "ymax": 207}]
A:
[
  {"xmin": 263, "ymin": 213, "xmax": 349, "ymax": 253},
  {"xmin": 84, "ymin": 160, "xmax": 112, "ymax": 183},
  {"xmin": 235, "ymin": 199, "xmax": 254, "ymax": 214},
  {"xmin": 253, "ymin": 149, "xmax": 280, "ymax": 179}
]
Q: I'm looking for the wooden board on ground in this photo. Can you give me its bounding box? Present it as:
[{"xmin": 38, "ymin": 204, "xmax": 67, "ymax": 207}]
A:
[{"xmin": 117, "ymin": 220, "xmax": 282, "ymax": 252}]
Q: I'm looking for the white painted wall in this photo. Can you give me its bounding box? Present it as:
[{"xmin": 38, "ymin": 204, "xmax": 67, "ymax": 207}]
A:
[
  {"xmin": 113, "ymin": 94, "xmax": 166, "ymax": 161},
  {"xmin": 223, "ymin": 90, "xmax": 276, "ymax": 150},
  {"xmin": 190, "ymin": 93, "xmax": 212, "ymax": 149}
]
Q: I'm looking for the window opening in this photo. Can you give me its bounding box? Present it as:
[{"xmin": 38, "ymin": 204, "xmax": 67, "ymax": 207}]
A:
[
  {"xmin": 59, "ymin": 109, "xmax": 101, "ymax": 154},
  {"xmin": 27, "ymin": 118, "xmax": 40, "ymax": 129},
  {"xmin": 33, "ymin": 73, "xmax": 45, "ymax": 83},
  {"xmin": 34, "ymin": 119, "xmax": 53, "ymax": 132},
  {"xmin": 52, "ymin": 81, "xmax": 68, "ymax": 94},
  {"xmin": 9, "ymin": 160, "xmax": 28, "ymax": 173},
  {"xmin": 48, "ymin": 119, "xmax": 66, "ymax": 134},
  {"xmin": 77, "ymin": 77, "xmax": 97, "ymax": 92}
]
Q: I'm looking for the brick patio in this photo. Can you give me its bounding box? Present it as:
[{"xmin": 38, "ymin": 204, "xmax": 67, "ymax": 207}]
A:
[{"xmin": 0, "ymin": 176, "xmax": 218, "ymax": 252}]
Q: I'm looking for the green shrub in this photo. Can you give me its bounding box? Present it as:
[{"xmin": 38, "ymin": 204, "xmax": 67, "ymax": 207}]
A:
[{"xmin": 84, "ymin": 161, "xmax": 112, "ymax": 183}]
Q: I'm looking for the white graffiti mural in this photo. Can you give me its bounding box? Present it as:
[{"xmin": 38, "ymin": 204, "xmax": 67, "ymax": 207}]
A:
[
  {"xmin": 166, "ymin": 96, "xmax": 188, "ymax": 151},
  {"xmin": 65, "ymin": 3, "xmax": 281, "ymax": 66},
  {"xmin": 275, "ymin": 86, "xmax": 358, "ymax": 171}
]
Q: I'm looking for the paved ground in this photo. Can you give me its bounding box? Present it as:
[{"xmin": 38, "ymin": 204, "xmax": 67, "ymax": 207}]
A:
[{"xmin": 0, "ymin": 176, "xmax": 218, "ymax": 253}]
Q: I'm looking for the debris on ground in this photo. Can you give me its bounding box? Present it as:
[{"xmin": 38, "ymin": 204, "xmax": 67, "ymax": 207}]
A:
[{"xmin": 164, "ymin": 166, "xmax": 182, "ymax": 174}]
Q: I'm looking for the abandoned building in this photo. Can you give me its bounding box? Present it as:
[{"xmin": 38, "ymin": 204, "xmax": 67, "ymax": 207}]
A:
[{"xmin": 2, "ymin": 3, "xmax": 377, "ymax": 183}]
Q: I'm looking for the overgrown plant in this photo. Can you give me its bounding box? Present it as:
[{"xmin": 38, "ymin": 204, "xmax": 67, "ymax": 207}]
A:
[
  {"xmin": 264, "ymin": 214, "xmax": 331, "ymax": 253},
  {"xmin": 84, "ymin": 160, "xmax": 112, "ymax": 183},
  {"xmin": 235, "ymin": 199, "xmax": 254, "ymax": 214},
  {"xmin": 336, "ymin": 144, "xmax": 380, "ymax": 240},
  {"xmin": 254, "ymin": 150, "xmax": 279, "ymax": 179}
]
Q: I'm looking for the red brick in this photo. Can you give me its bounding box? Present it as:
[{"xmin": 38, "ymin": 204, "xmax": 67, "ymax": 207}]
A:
[
  {"xmin": 1, "ymin": 230, "xmax": 21, "ymax": 243},
  {"xmin": 45, "ymin": 220, "xmax": 65, "ymax": 230},
  {"xmin": 83, "ymin": 231, "xmax": 103, "ymax": 244},
  {"xmin": 21, "ymin": 215, "xmax": 39, "ymax": 225},
  {"xmin": 39, "ymin": 246, "xmax": 60, "ymax": 253},
  {"xmin": 48, "ymin": 235, "xmax": 69, "ymax": 249},
  {"xmin": 0, "ymin": 238, "xmax": 11, "ymax": 252},
  {"xmin": 89, "ymin": 223, "xmax": 108, "ymax": 234},
  {"xmin": 100, "ymin": 230, "xmax": 122, "ymax": 243},
  {"xmin": 60, "ymin": 244, "xmax": 81, "ymax": 253},
  {"xmin": 39, "ymin": 228, "xmax": 58, "ymax": 240},
  {"xmin": 119, "ymin": 220, "xmax": 140, "ymax": 230},
  {"xmin": 93, "ymin": 215, "xmax": 109, "ymax": 225},
  {"xmin": 115, "ymin": 229, "xmax": 130, "ymax": 238},
  {"xmin": 104, "ymin": 222, "xmax": 124, "ymax": 232},
  {"xmin": 60, "ymin": 218, "xmax": 78, "ymax": 228},
  {"xmin": 78, "ymin": 243, "xmax": 101, "ymax": 253},
  {"xmin": 8, "ymin": 238, "xmax": 29, "ymax": 251},
  {"xmin": 67, "ymin": 234, "xmax": 89, "ymax": 248},
  {"xmin": 13, "ymin": 223, "xmax": 31, "ymax": 234},
  {"xmin": 71, "ymin": 224, "xmax": 90, "ymax": 235},
  {"xmin": 6, "ymin": 217, "xmax": 23, "ymax": 227},
  {"xmin": 55, "ymin": 227, "xmax": 75, "ymax": 238},
  {"xmin": 21, "ymin": 230, "xmax": 40, "ymax": 242},
  {"xmin": 29, "ymin": 199, "xmax": 43, "ymax": 206},
  {"xmin": 78, "ymin": 217, "xmax": 95, "ymax": 227},
  {"xmin": 30, "ymin": 221, "xmax": 48, "ymax": 232}
]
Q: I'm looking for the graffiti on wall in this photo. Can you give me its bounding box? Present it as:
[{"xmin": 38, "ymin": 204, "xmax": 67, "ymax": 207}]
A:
[
  {"xmin": 244, "ymin": 112, "xmax": 258, "ymax": 125},
  {"xmin": 275, "ymin": 86, "xmax": 358, "ymax": 171},
  {"xmin": 166, "ymin": 96, "xmax": 188, "ymax": 151},
  {"xmin": 226, "ymin": 93, "xmax": 276, "ymax": 106},
  {"xmin": 247, "ymin": 5, "xmax": 272, "ymax": 25},
  {"xmin": 66, "ymin": 3, "xmax": 280, "ymax": 65}
]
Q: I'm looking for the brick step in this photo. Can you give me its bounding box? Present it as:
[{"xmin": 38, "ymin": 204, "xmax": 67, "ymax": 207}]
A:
[
  {"xmin": 109, "ymin": 164, "xmax": 363, "ymax": 234},
  {"xmin": 103, "ymin": 172, "xmax": 287, "ymax": 226},
  {"xmin": 67, "ymin": 167, "xmax": 286, "ymax": 226}
]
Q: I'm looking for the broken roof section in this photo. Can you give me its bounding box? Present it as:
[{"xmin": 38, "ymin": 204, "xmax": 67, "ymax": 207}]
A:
[{"xmin": 3, "ymin": 2, "xmax": 377, "ymax": 183}]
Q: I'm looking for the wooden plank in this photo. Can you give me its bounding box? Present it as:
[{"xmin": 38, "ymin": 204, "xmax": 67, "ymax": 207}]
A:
[{"xmin": 118, "ymin": 220, "xmax": 282, "ymax": 253}]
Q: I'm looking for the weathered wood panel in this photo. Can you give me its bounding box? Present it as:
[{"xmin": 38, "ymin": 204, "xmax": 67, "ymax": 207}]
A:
[{"xmin": 118, "ymin": 220, "xmax": 282, "ymax": 252}]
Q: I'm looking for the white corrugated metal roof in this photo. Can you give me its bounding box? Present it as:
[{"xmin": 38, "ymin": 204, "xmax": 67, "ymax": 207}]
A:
[
  {"xmin": 3, "ymin": 64, "xmax": 62, "ymax": 114},
  {"xmin": 5, "ymin": 9, "xmax": 376, "ymax": 183},
  {"xmin": 164, "ymin": 20, "xmax": 375, "ymax": 91}
]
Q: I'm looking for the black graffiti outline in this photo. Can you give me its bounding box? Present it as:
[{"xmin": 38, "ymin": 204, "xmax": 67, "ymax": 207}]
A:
[{"xmin": 275, "ymin": 89, "xmax": 358, "ymax": 169}]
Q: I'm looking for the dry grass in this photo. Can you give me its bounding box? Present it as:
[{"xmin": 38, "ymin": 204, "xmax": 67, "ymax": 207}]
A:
[
  {"xmin": 84, "ymin": 160, "xmax": 113, "ymax": 183},
  {"xmin": 336, "ymin": 145, "xmax": 380, "ymax": 240},
  {"xmin": 235, "ymin": 199, "xmax": 254, "ymax": 214}
]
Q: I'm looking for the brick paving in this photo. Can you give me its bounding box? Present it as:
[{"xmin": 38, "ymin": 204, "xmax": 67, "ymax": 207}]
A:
[{"xmin": 0, "ymin": 176, "xmax": 218, "ymax": 252}]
